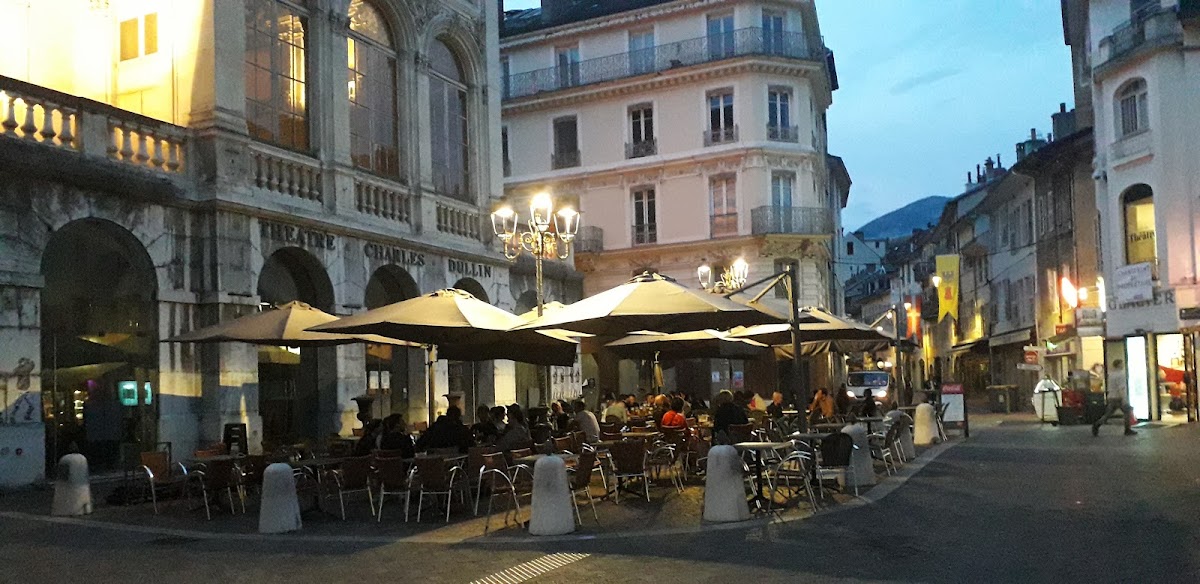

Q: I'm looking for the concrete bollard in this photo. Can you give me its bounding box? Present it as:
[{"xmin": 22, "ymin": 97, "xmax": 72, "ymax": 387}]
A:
[
  {"xmin": 914, "ymin": 403, "xmax": 939, "ymax": 445},
  {"xmin": 841, "ymin": 424, "xmax": 876, "ymax": 488},
  {"xmin": 703, "ymin": 445, "xmax": 750, "ymax": 523},
  {"xmin": 529, "ymin": 456, "xmax": 575, "ymax": 536},
  {"xmin": 259, "ymin": 463, "xmax": 302, "ymax": 534},
  {"xmin": 51, "ymin": 454, "xmax": 93, "ymax": 516}
]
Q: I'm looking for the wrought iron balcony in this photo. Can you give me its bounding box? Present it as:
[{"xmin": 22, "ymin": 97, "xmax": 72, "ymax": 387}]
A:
[
  {"xmin": 625, "ymin": 139, "xmax": 657, "ymax": 159},
  {"xmin": 576, "ymin": 225, "xmax": 604, "ymax": 253},
  {"xmin": 632, "ymin": 224, "xmax": 657, "ymax": 246},
  {"xmin": 505, "ymin": 28, "xmax": 825, "ymax": 100},
  {"xmin": 750, "ymin": 206, "xmax": 833, "ymax": 236},
  {"xmin": 551, "ymin": 149, "xmax": 580, "ymax": 169},
  {"xmin": 1097, "ymin": 6, "xmax": 1182, "ymax": 72},
  {"xmin": 767, "ymin": 124, "xmax": 800, "ymax": 143},
  {"xmin": 704, "ymin": 125, "xmax": 738, "ymax": 146}
]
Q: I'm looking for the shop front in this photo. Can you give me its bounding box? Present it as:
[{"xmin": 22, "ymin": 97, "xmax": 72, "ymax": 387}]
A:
[{"xmin": 1106, "ymin": 283, "xmax": 1199, "ymax": 423}]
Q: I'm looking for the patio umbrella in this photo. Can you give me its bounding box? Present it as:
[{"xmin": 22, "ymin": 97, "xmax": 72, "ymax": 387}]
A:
[
  {"xmin": 729, "ymin": 306, "xmax": 890, "ymax": 347},
  {"xmin": 605, "ymin": 329, "xmax": 770, "ymax": 360},
  {"xmin": 308, "ymin": 289, "xmax": 579, "ymax": 422},
  {"xmin": 512, "ymin": 272, "xmax": 788, "ymax": 337},
  {"xmin": 164, "ymin": 301, "xmax": 416, "ymax": 348}
]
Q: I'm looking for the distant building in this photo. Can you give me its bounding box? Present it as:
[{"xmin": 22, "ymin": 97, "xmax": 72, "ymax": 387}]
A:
[
  {"xmin": 498, "ymin": 0, "xmax": 846, "ymax": 397},
  {"xmin": 836, "ymin": 230, "xmax": 888, "ymax": 286}
]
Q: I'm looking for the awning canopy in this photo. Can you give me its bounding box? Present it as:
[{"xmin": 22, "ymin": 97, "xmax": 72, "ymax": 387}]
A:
[{"xmin": 990, "ymin": 327, "xmax": 1033, "ymax": 347}]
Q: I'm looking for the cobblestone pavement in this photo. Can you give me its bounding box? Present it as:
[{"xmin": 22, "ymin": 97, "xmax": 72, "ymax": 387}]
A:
[{"xmin": 3, "ymin": 417, "xmax": 1199, "ymax": 583}]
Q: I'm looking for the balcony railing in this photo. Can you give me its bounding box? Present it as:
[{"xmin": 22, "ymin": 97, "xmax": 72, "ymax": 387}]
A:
[
  {"xmin": 1, "ymin": 74, "xmax": 188, "ymax": 176},
  {"xmin": 750, "ymin": 206, "xmax": 833, "ymax": 236},
  {"xmin": 552, "ymin": 149, "xmax": 580, "ymax": 169},
  {"xmin": 704, "ymin": 125, "xmax": 738, "ymax": 146},
  {"xmin": 625, "ymin": 139, "xmax": 657, "ymax": 159},
  {"xmin": 632, "ymin": 224, "xmax": 657, "ymax": 246},
  {"xmin": 1098, "ymin": 6, "xmax": 1182, "ymax": 70},
  {"xmin": 710, "ymin": 214, "xmax": 738, "ymax": 238},
  {"xmin": 767, "ymin": 125, "xmax": 800, "ymax": 143},
  {"xmin": 576, "ymin": 225, "xmax": 604, "ymax": 253},
  {"xmin": 505, "ymin": 28, "xmax": 825, "ymax": 100}
]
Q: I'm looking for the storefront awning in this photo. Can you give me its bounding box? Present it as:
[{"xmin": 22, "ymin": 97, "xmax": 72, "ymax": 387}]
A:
[
  {"xmin": 951, "ymin": 339, "xmax": 988, "ymax": 354},
  {"xmin": 990, "ymin": 327, "xmax": 1033, "ymax": 347}
]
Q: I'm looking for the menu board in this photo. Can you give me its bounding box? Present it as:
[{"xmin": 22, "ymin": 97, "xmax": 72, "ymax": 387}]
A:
[{"xmin": 941, "ymin": 383, "xmax": 965, "ymax": 423}]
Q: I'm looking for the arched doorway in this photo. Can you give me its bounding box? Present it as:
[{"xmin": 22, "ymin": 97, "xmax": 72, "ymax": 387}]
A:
[
  {"xmin": 452, "ymin": 277, "xmax": 488, "ymax": 303},
  {"xmin": 257, "ymin": 247, "xmax": 335, "ymax": 448},
  {"xmin": 40, "ymin": 219, "xmax": 158, "ymax": 472},
  {"xmin": 364, "ymin": 265, "xmax": 420, "ymax": 421}
]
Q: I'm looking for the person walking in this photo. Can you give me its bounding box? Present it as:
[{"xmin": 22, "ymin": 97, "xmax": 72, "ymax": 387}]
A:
[{"xmin": 1093, "ymin": 359, "xmax": 1137, "ymax": 436}]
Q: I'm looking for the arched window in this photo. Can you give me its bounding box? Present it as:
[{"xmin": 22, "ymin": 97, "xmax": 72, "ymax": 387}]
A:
[
  {"xmin": 245, "ymin": 0, "xmax": 308, "ymax": 150},
  {"xmin": 429, "ymin": 39, "xmax": 469, "ymax": 200},
  {"xmin": 347, "ymin": 0, "xmax": 398, "ymax": 177},
  {"xmin": 1115, "ymin": 78, "xmax": 1148, "ymax": 138},
  {"xmin": 1123, "ymin": 184, "xmax": 1156, "ymax": 265}
]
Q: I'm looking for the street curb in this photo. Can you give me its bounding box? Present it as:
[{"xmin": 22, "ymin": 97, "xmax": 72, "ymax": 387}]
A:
[{"xmin": 0, "ymin": 438, "xmax": 961, "ymax": 547}]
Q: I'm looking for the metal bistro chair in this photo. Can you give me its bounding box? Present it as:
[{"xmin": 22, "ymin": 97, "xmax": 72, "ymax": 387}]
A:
[
  {"xmin": 327, "ymin": 456, "xmax": 375, "ymax": 520},
  {"xmin": 816, "ymin": 432, "xmax": 859, "ymax": 498},
  {"xmin": 936, "ymin": 402, "xmax": 950, "ymax": 442},
  {"xmin": 140, "ymin": 450, "xmax": 189, "ymax": 514},
  {"xmin": 766, "ymin": 443, "xmax": 819, "ymax": 512},
  {"xmin": 190, "ymin": 458, "xmax": 244, "ymax": 520},
  {"xmin": 567, "ymin": 448, "xmax": 600, "ymax": 525},
  {"xmin": 373, "ymin": 456, "xmax": 411, "ymax": 523},
  {"xmin": 479, "ymin": 452, "xmax": 533, "ymax": 534},
  {"xmin": 608, "ymin": 440, "xmax": 650, "ymax": 503},
  {"xmin": 411, "ymin": 456, "xmax": 465, "ymax": 523},
  {"xmin": 869, "ymin": 424, "xmax": 900, "ymax": 476}
]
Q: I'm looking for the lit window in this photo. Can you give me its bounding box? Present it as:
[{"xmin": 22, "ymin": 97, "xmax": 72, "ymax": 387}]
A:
[
  {"xmin": 245, "ymin": 0, "xmax": 309, "ymax": 150},
  {"xmin": 1122, "ymin": 184, "xmax": 1156, "ymax": 265},
  {"xmin": 347, "ymin": 0, "xmax": 398, "ymax": 177},
  {"xmin": 119, "ymin": 13, "xmax": 158, "ymax": 61}
]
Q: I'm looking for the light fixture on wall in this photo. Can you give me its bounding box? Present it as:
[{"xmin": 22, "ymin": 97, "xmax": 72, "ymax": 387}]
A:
[{"xmin": 698, "ymin": 257, "xmax": 749, "ymax": 292}]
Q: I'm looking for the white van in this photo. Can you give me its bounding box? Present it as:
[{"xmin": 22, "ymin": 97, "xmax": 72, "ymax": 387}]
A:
[{"xmin": 846, "ymin": 370, "xmax": 891, "ymax": 405}]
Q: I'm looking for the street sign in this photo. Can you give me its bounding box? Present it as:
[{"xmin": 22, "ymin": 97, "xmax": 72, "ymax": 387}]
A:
[
  {"xmin": 1181, "ymin": 306, "xmax": 1200, "ymax": 321},
  {"xmin": 1113, "ymin": 262, "xmax": 1153, "ymax": 304},
  {"xmin": 1017, "ymin": 363, "xmax": 1043, "ymax": 371}
]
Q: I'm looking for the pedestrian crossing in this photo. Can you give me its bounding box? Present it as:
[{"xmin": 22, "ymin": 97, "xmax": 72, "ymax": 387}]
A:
[{"xmin": 469, "ymin": 553, "xmax": 590, "ymax": 584}]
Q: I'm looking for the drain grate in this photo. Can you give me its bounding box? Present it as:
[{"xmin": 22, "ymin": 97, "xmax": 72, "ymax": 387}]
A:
[{"xmin": 469, "ymin": 553, "xmax": 590, "ymax": 584}]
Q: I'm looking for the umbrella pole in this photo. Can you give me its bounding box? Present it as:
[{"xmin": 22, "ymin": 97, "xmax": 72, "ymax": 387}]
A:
[
  {"xmin": 787, "ymin": 265, "xmax": 807, "ymax": 432},
  {"xmin": 426, "ymin": 345, "xmax": 437, "ymax": 427}
]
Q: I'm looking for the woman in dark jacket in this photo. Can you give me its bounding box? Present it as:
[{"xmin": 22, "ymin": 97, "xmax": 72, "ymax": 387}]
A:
[{"xmin": 711, "ymin": 390, "xmax": 748, "ymax": 444}]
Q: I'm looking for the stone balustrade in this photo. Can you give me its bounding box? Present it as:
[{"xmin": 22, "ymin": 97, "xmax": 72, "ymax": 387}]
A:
[
  {"xmin": 355, "ymin": 175, "xmax": 413, "ymax": 226},
  {"xmin": 107, "ymin": 116, "xmax": 186, "ymax": 173},
  {"xmin": 249, "ymin": 143, "xmax": 323, "ymax": 203},
  {"xmin": 436, "ymin": 199, "xmax": 483, "ymax": 240}
]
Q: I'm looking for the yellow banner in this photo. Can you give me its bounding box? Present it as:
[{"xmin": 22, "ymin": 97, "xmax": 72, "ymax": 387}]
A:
[{"xmin": 936, "ymin": 254, "xmax": 960, "ymax": 322}]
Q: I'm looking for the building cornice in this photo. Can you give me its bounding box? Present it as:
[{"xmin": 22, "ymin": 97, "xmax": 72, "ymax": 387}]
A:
[
  {"xmin": 502, "ymin": 0, "xmax": 736, "ymax": 47},
  {"xmin": 502, "ymin": 58, "xmax": 827, "ymax": 115}
]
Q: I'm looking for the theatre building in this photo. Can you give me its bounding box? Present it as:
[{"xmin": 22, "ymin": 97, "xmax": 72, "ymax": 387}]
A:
[{"xmin": 0, "ymin": 0, "xmax": 569, "ymax": 488}]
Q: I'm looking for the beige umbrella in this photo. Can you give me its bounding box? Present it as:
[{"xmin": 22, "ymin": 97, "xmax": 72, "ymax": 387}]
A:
[
  {"xmin": 513, "ymin": 272, "xmax": 788, "ymax": 337},
  {"xmin": 309, "ymin": 289, "xmax": 579, "ymax": 423},
  {"xmin": 164, "ymin": 301, "xmax": 416, "ymax": 348},
  {"xmin": 729, "ymin": 305, "xmax": 890, "ymax": 347}
]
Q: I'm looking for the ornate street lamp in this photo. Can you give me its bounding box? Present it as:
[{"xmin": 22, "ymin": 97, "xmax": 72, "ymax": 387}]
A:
[
  {"xmin": 698, "ymin": 257, "xmax": 749, "ymax": 292},
  {"xmin": 491, "ymin": 192, "xmax": 580, "ymax": 406}
]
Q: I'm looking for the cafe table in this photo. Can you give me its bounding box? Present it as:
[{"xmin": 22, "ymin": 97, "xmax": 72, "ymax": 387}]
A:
[
  {"xmin": 621, "ymin": 431, "xmax": 661, "ymax": 440},
  {"xmin": 733, "ymin": 441, "xmax": 792, "ymax": 509},
  {"xmin": 513, "ymin": 452, "xmax": 578, "ymax": 468}
]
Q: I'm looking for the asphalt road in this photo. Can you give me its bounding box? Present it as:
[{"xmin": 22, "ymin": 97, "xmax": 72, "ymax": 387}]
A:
[{"xmin": 4, "ymin": 418, "xmax": 1199, "ymax": 583}]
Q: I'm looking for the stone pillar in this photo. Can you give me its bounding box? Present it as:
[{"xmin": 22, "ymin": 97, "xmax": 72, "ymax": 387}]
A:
[
  {"xmin": 323, "ymin": 344, "xmax": 366, "ymax": 438},
  {"xmin": 187, "ymin": 0, "xmax": 248, "ymax": 133},
  {"xmin": 0, "ymin": 274, "xmax": 46, "ymax": 488},
  {"xmin": 197, "ymin": 336, "xmax": 262, "ymax": 454}
]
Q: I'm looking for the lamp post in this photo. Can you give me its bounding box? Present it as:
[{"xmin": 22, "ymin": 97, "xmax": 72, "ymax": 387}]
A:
[
  {"xmin": 697, "ymin": 258, "xmax": 749, "ymax": 293},
  {"xmin": 491, "ymin": 192, "xmax": 580, "ymax": 405}
]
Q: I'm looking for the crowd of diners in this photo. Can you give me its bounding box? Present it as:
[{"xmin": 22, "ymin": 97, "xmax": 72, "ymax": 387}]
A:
[{"xmin": 351, "ymin": 382, "xmax": 884, "ymax": 457}]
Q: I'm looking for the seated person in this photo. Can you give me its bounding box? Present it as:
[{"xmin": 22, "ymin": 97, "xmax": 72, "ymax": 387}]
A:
[
  {"xmin": 494, "ymin": 407, "xmax": 531, "ymax": 452},
  {"xmin": 573, "ymin": 400, "xmax": 601, "ymax": 442},
  {"xmin": 415, "ymin": 406, "xmax": 473, "ymax": 454},
  {"xmin": 550, "ymin": 401, "xmax": 571, "ymax": 431},
  {"xmin": 808, "ymin": 387, "xmax": 835, "ymax": 424},
  {"xmin": 661, "ymin": 398, "xmax": 688, "ymax": 429},
  {"xmin": 353, "ymin": 420, "xmax": 383, "ymax": 457},
  {"xmin": 711, "ymin": 390, "xmax": 749, "ymax": 443},
  {"xmin": 766, "ymin": 391, "xmax": 788, "ymax": 418},
  {"xmin": 378, "ymin": 414, "xmax": 415, "ymax": 459},
  {"xmin": 471, "ymin": 405, "xmax": 499, "ymax": 444},
  {"xmin": 603, "ymin": 394, "xmax": 628, "ymax": 424}
]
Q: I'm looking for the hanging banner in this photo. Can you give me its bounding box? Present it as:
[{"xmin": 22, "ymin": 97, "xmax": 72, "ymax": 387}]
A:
[
  {"xmin": 906, "ymin": 295, "xmax": 922, "ymax": 344},
  {"xmin": 936, "ymin": 254, "xmax": 960, "ymax": 323}
]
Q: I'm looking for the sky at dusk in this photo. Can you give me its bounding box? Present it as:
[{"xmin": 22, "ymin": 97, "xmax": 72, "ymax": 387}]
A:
[{"xmin": 501, "ymin": 0, "xmax": 1075, "ymax": 229}]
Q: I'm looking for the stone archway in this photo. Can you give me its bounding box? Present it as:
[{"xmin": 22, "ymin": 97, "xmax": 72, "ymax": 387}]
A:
[
  {"xmin": 40, "ymin": 218, "xmax": 158, "ymax": 472},
  {"xmin": 452, "ymin": 277, "xmax": 489, "ymax": 304},
  {"xmin": 256, "ymin": 247, "xmax": 335, "ymax": 448},
  {"xmin": 364, "ymin": 265, "xmax": 421, "ymax": 422}
]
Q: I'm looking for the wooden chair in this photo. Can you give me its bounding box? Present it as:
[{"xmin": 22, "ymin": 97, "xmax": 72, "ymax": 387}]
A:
[
  {"xmin": 552, "ymin": 436, "xmax": 574, "ymax": 454},
  {"xmin": 728, "ymin": 423, "xmax": 756, "ymax": 444},
  {"xmin": 607, "ymin": 440, "xmax": 649, "ymax": 503},
  {"xmin": 411, "ymin": 456, "xmax": 464, "ymax": 523},
  {"xmin": 600, "ymin": 431, "xmax": 624, "ymax": 442},
  {"xmin": 567, "ymin": 448, "xmax": 600, "ymax": 525},
  {"xmin": 190, "ymin": 458, "xmax": 243, "ymax": 519},
  {"xmin": 139, "ymin": 451, "xmax": 188, "ymax": 514},
  {"xmin": 479, "ymin": 452, "xmax": 532, "ymax": 534},
  {"xmin": 328, "ymin": 456, "xmax": 375, "ymax": 520},
  {"xmin": 373, "ymin": 457, "xmax": 412, "ymax": 522}
]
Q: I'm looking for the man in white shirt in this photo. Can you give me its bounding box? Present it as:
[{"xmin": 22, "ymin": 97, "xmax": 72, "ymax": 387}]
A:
[
  {"xmin": 602, "ymin": 394, "xmax": 628, "ymax": 424},
  {"xmin": 1093, "ymin": 359, "xmax": 1137, "ymax": 436}
]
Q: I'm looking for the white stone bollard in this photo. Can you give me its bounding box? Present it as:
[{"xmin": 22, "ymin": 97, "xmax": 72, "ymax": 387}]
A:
[
  {"xmin": 841, "ymin": 424, "xmax": 876, "ymax": 488},
  {"xmin": 51, "ymin": 454, "xmax": 93, "ymax": 516},
  {"xmin": 703, "ymin": 445, "xmax": 750, "ymax": 523},
  {"xmin": 259, "ymin": 463, "xmax": 302, "ymax": 534},
  {"xmin": 529, "ymin": 456, "xmax": 575, "ymax": 535},
  {"xmin": 914, "ymin": 403, "xmax": 939, "ymax": 445}
]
